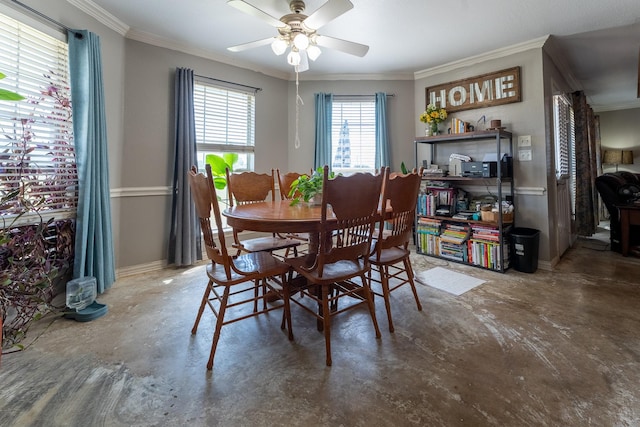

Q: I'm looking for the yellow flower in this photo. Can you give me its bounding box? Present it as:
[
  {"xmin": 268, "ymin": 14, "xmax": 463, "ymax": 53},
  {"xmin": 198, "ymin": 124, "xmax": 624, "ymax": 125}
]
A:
[{"xmin": 420, "ymin": 104, "xmax": 447, "ymax": 124}]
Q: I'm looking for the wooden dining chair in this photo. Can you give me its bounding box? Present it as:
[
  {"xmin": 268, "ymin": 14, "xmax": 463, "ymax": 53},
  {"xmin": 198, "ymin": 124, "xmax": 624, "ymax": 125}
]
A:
[
  {"xmin": 226, "ymin": 168, "xmax": 301, "ymax": 256},
  {"xmin": 188, "ymin": 165, "xmax": 293, "ymax": 370},
  {"xmin": 284, "ymin": 165, "xmax": 383, "ymax": 366},
  {"xmin": 276, "ymin": 168, "xmax": 311, "ymax": 254},
  {"xmin": 276, "ymin": 169, "xmax": 303, "ymax": 201},
  {"xmin": 368, "ymin": 167, "xmax": 424, "ymax": 332}
]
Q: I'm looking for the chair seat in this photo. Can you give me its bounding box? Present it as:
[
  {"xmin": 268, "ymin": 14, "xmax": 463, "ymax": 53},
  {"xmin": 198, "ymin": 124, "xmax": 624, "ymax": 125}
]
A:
[
  {"xmin": 286, "ymin": 255, "xmax": 367, "ymax": 285},
  {"xmin": 207, "ymin": 251, "xmax": 290, "ymax": 284},
  {"xmin": 286, "ymin": 232, "xmax": 309, "ymax": 241},
  {"xmin": 369, "ymin": 246, "xmax": 410, "ymax": 265},
  {"xmin": 234, "ymin": 236, "xmax": 301, "ymax": 253}
]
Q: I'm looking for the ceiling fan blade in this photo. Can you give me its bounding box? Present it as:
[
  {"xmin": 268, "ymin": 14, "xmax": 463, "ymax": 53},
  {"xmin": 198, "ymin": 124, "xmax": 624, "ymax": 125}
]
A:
[
  {"xmin": 227, "ymin": 37, "xmax": 275, "ymax": 52},
  {"xmin": 227, "ymin": 0, "xmax": 288, "ymax": 28},
  {"xmin": 303, "ymin": 0, "xmax": 354, "ymax": 30},
  {"xmin": 315, "ymin": 35, "xmax": 369, "ymax": 57}
]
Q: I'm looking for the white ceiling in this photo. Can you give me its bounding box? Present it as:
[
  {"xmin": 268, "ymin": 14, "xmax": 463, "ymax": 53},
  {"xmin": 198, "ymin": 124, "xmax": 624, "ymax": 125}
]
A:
[{"xmin": 78, "ymin": 0, "xmax": 640, "ymax": 111}]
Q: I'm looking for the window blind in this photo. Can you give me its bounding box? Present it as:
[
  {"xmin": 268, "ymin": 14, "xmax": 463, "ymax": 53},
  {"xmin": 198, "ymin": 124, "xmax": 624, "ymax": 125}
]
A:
[
  {"xmin": 553, "ymin": 93, "xmax": 576, "ymax": 215},
  {"xmin": 194, "ymin": 80, "xmax": 255, "ymax": 151},
  {"xmin": 554, "ymin": 94, "xmax": 572, "ymax": 179},
  {"xmin": 0, "ymin": 12, "xmax": 75, "ymax": 219},
  {"xmin": 331, "ymin": 100, "xmax": 376, "ymax": 173},
  {"xmin": 193, "ymin": 79, "xmax": 256, "ymax": 173}
]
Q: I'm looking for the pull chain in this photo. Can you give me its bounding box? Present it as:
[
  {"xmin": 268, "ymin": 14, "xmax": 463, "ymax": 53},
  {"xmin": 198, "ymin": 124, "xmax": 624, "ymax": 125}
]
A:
[{"xmin": 294, "ymin": 66, "xmax": 303, "ymax": 149}]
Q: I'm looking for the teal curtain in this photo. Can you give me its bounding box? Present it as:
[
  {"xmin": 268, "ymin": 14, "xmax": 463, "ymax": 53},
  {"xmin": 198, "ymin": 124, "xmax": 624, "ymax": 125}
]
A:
[
  {"xmin": 375, "ymin": 92, "xmax": 390, "ymax": 169},
  {"xmin": 314, "ymin": 93, "xmax": 333, "ymax": 169},
  {"xmin": 168, "ymin": 68, "xmax": 200, "ymax": 266},
  {"xmin": 68, "ymin": 30, "xmax": 115, "ymax": 293}
]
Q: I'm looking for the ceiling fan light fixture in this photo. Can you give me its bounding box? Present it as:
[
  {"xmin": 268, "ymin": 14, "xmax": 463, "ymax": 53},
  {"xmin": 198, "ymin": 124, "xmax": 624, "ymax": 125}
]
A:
[
  {"xmin": 287, "ymin": 49, "xmax": 301, "ymax": 66},
  {"xmin": 271, "ymin": 37, "xmax": 288, "ymax": 55},
  {"xmin": 293, "ymin": 33, "xmax": 310, "ymax": 50},
  {"xmin": 307, "ymin": 44, "xmax": 321, "ymax": 61}
]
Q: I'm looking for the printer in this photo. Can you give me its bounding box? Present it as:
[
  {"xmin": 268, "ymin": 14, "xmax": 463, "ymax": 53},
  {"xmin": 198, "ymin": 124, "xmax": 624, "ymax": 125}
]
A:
[{"xmin": 462, "ymin": 153, "xmax": 512, "ymax": 178}]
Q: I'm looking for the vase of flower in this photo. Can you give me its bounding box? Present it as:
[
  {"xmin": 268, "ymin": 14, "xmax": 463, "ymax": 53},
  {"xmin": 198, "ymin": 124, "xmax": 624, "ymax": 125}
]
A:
[
  {"xmin": 420, "ymin": 104, "xmax": 448, "ymax": 137},
  {"xmin": 430, "ymin": 121, "xmax": 439, "ymax": 135}
]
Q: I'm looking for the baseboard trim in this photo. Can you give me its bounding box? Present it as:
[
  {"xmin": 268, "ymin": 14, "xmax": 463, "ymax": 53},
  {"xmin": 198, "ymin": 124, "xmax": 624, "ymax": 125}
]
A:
[{"xmin": 116, "ymin": 260, "xmax": 167, "ymax": 279}]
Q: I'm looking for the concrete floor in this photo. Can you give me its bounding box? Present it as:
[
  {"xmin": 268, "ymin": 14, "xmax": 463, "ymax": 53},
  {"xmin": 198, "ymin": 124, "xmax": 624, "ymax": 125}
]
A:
[{"xmin": 2, "ymin": 233, "xmax": 640, "ymax": 426}]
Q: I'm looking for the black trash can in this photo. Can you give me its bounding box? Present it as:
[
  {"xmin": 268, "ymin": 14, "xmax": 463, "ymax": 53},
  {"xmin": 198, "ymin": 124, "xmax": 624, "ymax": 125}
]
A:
[{"xmin": 510, "ymin": 227, "xmax": 540, "ymax": 273}]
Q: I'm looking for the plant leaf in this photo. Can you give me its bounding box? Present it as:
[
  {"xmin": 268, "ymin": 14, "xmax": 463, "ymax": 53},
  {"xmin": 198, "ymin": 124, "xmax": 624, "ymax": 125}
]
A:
[
  {"xmin": 205, "ymin": 154, "xmax": 229, "ymax": 177},
  {"xmin": 0, "ymin": 88, "xmax": 25, "ymax": 101},
  {"xmin": 222, "ymin": 153, "xmax": 238, "ymax": 172}
]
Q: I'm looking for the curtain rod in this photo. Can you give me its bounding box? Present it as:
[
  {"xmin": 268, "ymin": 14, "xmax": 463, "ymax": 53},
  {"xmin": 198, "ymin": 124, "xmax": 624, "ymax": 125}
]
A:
[
  {"xmin": 194, "ymin": 74, "xmax": 262, "ymax": 93},
  {"xmin": 11, "ymin": 0, "xmax": 83, "ymax": 38},
  {"xmin": 334, "ymin": 94, "xmax": 396, "ymax": 97}
]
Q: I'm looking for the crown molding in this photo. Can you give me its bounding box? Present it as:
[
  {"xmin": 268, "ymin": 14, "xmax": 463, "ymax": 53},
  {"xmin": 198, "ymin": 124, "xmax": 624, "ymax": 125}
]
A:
[
  {"xmin": 66, "ymin": 0, "xmax": 129, "ymax": 35},
  {"xmin": 414, "ymin": 36, "xmax": 549, "ymax": 80},
  {"xmin": 295, "ymin": 72, "xmax": 414, "ymax": 82}
]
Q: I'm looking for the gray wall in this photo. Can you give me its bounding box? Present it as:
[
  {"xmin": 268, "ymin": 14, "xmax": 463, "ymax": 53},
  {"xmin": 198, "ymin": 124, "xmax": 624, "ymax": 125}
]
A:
[{"xmin": 598, "ymin": 107, "xmax": 640, "ymax": 176}]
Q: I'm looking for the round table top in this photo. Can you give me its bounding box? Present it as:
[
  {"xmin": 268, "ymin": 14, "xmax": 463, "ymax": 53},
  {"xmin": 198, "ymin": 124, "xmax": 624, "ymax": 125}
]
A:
[{"xmin": 223, "ymin": 200, "xmax": 333, "ymax": 234}]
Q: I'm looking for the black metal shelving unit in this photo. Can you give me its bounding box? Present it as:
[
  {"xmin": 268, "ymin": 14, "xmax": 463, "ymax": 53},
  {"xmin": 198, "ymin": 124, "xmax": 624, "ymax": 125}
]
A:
[{"xmin": 414, "ymin": 130, "xmax": 514, "ymax": 272}]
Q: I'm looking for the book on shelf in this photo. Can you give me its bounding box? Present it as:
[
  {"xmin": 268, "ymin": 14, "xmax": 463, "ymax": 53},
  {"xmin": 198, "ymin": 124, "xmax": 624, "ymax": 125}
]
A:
[
  {"xmin": 450, "ymin": 118, "xmax": 472, "ymax": 134},
  {"xmin": 439, "ymin": 241, "xmax": 468, "ymax": 262},
  {"xmin": 467, "ymin": 239, "xmax": 509, "ymax": 270},
  {"xmin": 440, "ymin": 223, "xmax": 470, "ymax": 245},
  {"xmin": 470, "ymin": 224, "xmax": 500, "ymax": 242},
  {"xmin": 452, "ymin": 211, "xmax": 476, "ymax": 220}
]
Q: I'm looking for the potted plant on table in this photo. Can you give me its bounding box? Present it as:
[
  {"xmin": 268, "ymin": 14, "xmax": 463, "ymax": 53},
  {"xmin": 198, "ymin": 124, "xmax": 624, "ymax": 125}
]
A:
[{"xmin": 288, "ymin": 167, "xmax": 335, "ymax": 206}]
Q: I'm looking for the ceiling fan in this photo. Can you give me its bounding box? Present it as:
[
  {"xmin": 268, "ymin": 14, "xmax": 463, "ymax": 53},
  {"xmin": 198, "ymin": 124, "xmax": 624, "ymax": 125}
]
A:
[{"xmin": 227, "ymin": 0, "xmax": 369, "ymax": 71}]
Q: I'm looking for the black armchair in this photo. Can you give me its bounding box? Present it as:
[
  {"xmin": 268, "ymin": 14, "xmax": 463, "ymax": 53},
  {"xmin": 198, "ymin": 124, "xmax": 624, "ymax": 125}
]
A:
[{"xmin": 595, "ymin": 172, "xmax": 640, "ymax": 252}]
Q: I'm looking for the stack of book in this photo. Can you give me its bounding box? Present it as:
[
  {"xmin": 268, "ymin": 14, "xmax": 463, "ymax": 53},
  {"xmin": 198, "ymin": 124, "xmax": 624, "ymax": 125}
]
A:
[
  {"xmin": 416, "ymin": 218, "xmax": 441, "ymax": 255},
  {"xmin": 417, "ymin": 192, "xmax": 437, "ymax": 216},
  {"xmin": 468, "ymin": 224, "xmax": 509, "ymax": 269},
  {"xmin": 439, "ymin": 223, "xmax": 469, "ymax": 262}
]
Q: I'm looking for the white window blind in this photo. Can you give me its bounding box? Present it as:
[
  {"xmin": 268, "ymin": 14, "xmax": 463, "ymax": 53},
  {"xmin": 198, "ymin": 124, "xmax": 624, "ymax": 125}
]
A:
[
  {"xmin": 554, "ymin": 94, "xmax": 572, "ymax": 179},
  {"xmin": 553, "ymin": 93, "xmax": 576, "ymax": 213},
  {"xmin": 193, "ymin": 79, "xmax": 255, "ymax": 172},
  {"xmin": 0, "ymin": 12, "xmax": 75, "ymax": 219},
  {"xmin": 331, "ymin": 98, "xmax": 376, "ymax": 174}
]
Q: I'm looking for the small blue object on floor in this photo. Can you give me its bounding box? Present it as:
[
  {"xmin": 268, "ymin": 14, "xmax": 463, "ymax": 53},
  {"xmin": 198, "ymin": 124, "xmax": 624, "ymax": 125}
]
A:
[
  {"xmin": 64, "ymin": 276, "xmax": 108, "ymax": 322},
  {"xmin": 64, "ymin": 301, "xmax": 108, "ymax": 322}
]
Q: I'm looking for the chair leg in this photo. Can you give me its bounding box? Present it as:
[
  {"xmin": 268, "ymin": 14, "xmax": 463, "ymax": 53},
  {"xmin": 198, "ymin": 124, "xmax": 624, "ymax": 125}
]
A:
[
  {"xmin": 192, "ymin": 279, "xmax": 213, "ymax": 334},
  {"xmin": 361, "ymin": 273, "xmax": 382, "ymax": 339},
  {"xmin": 380, "ymin": 265, "xmax": 395, "ymax": 333},
  {"xmin": 253, "ymin": 279, "xmax": 260, "ymax": 312},
  {"xmin": 207, "ymin": 286, "xmax": 231, "ymax": 370},
  {"xmin": 403, "ymin": 258, "xmax": 423, "ymax": 311},
  {"xmin": 321, "ymin": 284, "xmax": 332, "ymax": 366},
  {"xmin": 280, "ymin": 272, "xmax": 294, "ymax": 340}
]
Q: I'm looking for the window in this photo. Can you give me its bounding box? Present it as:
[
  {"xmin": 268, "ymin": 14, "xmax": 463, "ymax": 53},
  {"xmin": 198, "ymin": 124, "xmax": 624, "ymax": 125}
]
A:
[
  {"xmin": 0, "ymin": 13, "xmax": 75, "ymax": 223},
  {"xmin": 553, "ymin": 93, "xmax": 576, "ymax": 213},
  {"xmin": 331, "ymin": 97, "xmax": 376, "ymax": 174},
  {"xmin": 193, "ymin": 78, "xmax": 255, "ymax": 174}
]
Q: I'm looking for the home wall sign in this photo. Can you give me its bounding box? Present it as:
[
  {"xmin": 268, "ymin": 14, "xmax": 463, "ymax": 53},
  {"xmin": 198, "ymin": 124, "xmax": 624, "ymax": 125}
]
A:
[{"xmin": 426, "ymin": 66, "xmax": 521, "ymax": 113}]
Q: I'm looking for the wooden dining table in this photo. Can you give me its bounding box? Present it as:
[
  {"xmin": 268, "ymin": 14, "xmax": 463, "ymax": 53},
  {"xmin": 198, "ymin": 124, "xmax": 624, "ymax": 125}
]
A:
[
  {"xmin": 223, "ymin": 199, "xmax": 338, "ymax": 266},
  {"xmin": 223, "ymin": 199, "xmax": 329, "ymax": 236}
]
